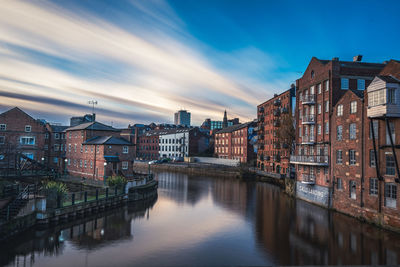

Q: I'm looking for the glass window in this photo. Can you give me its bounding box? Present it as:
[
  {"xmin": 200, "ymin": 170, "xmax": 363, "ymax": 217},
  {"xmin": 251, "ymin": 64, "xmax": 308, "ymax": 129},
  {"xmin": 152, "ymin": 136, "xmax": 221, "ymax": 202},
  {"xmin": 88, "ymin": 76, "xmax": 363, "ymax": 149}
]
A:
[
  {"xmin": 336, "ymin": 150, "xmax": 343, "ymax": 164},
  {"xmin": 370, "ymin": 150, "xmax": 376, "ymax": 167},
  {"xmin": 337, "ymin": 125, "xmax": 343, "ymax": 140},
  {"xmin": 318, "ymin": 104, "xmax": 322, "ymax": 114},
  {"xmin": 386, "ymin": 121, "xmax": 395, "ymax": 145},
  {"xmin": 350, "ymin": 101, "xmax": 357, "ymax": 114},
  {"xmin": 369, "ymin": 178, "xmax": 378, "ymax": 195},
  {"xmin": 385, "ymin": 183, "xmax": 397, "ymax": 209},
  {"xmin": 386, "ymin": 153, "xmax": 395, "ymax": 175},
  {"xmin": 349, "ymin": 123, "xmax": 356, "ymax": 140},
  {"xmin": 370, "ymin": 120, "xmax": 378, "ymax": 139},
  {"xmin": 25, "ymin": 125, "xmax": 31, "ymax": 132},
  {"xmin": 325, "ymin": 101, "xmax": 329, "ymax": 112},
  {"xmin": 357, "ymin": 79, "xmax": 365, "ymax": 90},
  {"xmin": 317, "ymin": 124, "xmax": 321, "ymax": 135},
  {"xmin": 20, "ymin": 136, "xmax": 35, "ymax": 145},
  {"xmin": 123, "ymin": 146, "xmax": 129, "ymax": 153},
  {"xmin": 325, "ymin": 80, "xmax": 329, "ymax": 91},
  {"xmin": 337, "ymin": 104, "xmax": 343, "ymax": 116},
  {"xmin": 0, "ymin": 124, "xmax": 6, "ymax": 131},
  {"xmin": 337, "ymin": 178, "xmax": 343, "ymax": 190},
  {"xmin": 349, "ymin": 150, "xmax": 356, "ymax": 165},
  {"xmin": 341, "ymin": 78, "xmax": 349, "ymax": 90},
  {"xmin": 317, "ymin": 84, "xmax": 321, "ymax": 94},
  {"xmin": 0, "ymin": 136, "xmax": 4, "ymax": 144},
  {"xmin": 388, "ymin": 88, "xmax": 396, "ymax": 104},
  {"xmin": 325, "ymin": 122, "xmax": 329, "ymax": 134},
  {"xmin": 122, "ymin": 161, "xmax": 128, "ymax": 170},
  {"xmin": 349, "ymin": 180, "xmax": 356, "ymax": 199}
]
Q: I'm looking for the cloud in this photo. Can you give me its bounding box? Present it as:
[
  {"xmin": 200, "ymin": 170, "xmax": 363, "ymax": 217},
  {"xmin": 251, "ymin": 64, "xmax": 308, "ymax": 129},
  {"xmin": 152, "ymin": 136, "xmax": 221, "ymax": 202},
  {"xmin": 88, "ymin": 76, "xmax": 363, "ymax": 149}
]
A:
[{"xmin": 0, "ymin": 0, "xmax": 295, "ymax": 126}]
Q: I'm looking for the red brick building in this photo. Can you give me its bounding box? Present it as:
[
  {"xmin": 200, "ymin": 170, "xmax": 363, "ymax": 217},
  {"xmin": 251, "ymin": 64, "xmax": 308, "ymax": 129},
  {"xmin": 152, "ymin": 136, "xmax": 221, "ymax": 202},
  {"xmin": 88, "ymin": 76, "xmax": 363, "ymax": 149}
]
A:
[
  {"xmin": 137, "ymin": 130, "xmax": 160, "ymax": 160},
  {"xmin": 291, "ymin": 56, "xmax": 384, "ymax": 207},
  {"xmin": 65, "ymin": 122, "xmax": 134, "ymax": 180},
  {"xmin": 46, "ymin": 124, "xmax": 68, "ymax": 171},
  {"xmin": 257, "ymin": 86, "xmax": 295, "ymax": 176},
  {"xmin": 0, "ymin": 107, "xmax": 50, "ymax": 170},
  {"xmin": 215, "ymin": 121, "xmax": 256, "ymax": 163}
]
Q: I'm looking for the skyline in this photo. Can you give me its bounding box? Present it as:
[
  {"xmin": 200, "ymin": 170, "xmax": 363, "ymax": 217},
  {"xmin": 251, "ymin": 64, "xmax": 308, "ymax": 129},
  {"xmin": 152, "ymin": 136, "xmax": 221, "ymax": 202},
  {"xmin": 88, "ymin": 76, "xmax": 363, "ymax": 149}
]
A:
[{"xmin": 1, "ymin": 0, "xmax": 400, "ymax": 127}]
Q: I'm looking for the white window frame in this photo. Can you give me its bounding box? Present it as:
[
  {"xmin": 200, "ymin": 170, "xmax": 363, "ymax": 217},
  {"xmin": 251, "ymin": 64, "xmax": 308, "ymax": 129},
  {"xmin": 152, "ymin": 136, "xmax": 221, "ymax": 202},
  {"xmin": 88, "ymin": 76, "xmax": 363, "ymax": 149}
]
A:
[
  {"xmin": 122, "ymin": 161, "xmax": 128, "ymax": 170},
  {"xmin": 55, "ymin": 133, "xmax": 60, "ymax": 139},
  {"xmin": 20, "ymin": 136, "xmax": 35, "ymax": 145},
  {"xmin": 0, "ymin": 124, "xmax": 6, "ymax": 131},
  {"xmin": 25, "ymin": 125, "xmax": 31, "ymax": 132},
  {"xmin": 123, "ymin": 146, "xmax": 129, "ymax": 154},
  {"xmin": 325, "ymin": 80, "xmax": 329, "ymax": 91},
  {"xmin": 337, "ymin": 104, "xmax": 343, "ymax": 116},
  {"xmin": 350, "ymin": 101, "xmax": 357, "ymax": 114}
]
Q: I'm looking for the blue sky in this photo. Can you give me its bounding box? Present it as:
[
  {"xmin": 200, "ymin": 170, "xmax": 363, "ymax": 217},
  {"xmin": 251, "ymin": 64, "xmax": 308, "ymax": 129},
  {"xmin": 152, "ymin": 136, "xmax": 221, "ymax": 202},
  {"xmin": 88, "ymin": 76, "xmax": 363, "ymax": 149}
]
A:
[{"xmin": 0, "ymin": 0, "xmax": 399, "ymax": 127}]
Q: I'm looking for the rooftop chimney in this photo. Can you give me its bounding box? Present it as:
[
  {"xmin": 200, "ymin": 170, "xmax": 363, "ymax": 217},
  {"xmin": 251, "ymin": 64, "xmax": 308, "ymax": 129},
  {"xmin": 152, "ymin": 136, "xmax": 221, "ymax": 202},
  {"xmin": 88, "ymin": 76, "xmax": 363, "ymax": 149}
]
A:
[
  {"xmin": 332, "ymin": 57, "xmax": 339, "ymax": 61},
  {"xmin": 353, "ymin": 55, "xmax": 363, "ymax": 62}
]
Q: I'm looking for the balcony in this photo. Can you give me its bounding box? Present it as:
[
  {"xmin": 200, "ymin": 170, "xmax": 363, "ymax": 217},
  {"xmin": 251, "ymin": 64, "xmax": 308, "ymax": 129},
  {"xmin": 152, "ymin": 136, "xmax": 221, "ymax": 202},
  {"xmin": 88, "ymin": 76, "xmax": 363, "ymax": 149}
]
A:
[
  {"xmin": 301, "ymin": 114, "xmax": 315, "ymax": 124},
  {"xmin": 301, "ymin": 94, "xmax": 316, "ymax": 105},
  {"xmin": 273, "ymin": 109, "xmax": 281, "ymax": 117},
  {"xmin": 290, "ymin": 155, "xmax": 329, "ymax": 166},
  {"xmin": 273, "ymin": 120, "xmax": 280, "ymax": 127},
  {"xmin": 301, "ymin": 135, "xmax": 315, "ymax": 145},
  {"xmin": 301, "ymin": 173, "xmax": 316, "ymax": 185},
  {"xmin": 367, "ymin": 78, "xmax": 400, "ymax": 118},
  {"xmin": 274, "ymin": 99, "xmax": 281, "ymax": 106}
]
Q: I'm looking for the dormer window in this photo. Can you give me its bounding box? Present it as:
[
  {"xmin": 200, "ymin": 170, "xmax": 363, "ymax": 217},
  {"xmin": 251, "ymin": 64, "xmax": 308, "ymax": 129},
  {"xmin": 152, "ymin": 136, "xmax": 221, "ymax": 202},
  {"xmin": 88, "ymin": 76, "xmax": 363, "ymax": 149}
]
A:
[{"xmin": 25, "ymin": 125, "xmax": 31, "ymax": 132}]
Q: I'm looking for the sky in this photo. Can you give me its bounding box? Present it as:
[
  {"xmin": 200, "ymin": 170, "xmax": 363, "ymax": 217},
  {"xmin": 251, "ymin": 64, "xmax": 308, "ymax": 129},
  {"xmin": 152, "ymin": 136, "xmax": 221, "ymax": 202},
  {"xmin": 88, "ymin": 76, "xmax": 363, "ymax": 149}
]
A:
[{"xmin": 0, "ymin": 0, "xmax": 399, "ymax": 127}]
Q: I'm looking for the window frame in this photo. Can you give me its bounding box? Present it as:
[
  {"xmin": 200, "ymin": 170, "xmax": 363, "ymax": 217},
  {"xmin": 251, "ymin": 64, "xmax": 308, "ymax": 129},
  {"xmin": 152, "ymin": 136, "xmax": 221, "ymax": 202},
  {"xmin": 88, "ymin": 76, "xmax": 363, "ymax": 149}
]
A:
[{"xmin": 341, "ymin": 78, "xmax": 349, "ymax": 90}]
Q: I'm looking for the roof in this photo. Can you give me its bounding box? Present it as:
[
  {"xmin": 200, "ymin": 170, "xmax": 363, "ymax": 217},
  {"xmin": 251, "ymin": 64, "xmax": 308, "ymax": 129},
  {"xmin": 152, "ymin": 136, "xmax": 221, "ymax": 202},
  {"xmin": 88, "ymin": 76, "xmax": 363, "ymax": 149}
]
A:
[
  {"xmin": 216, "ymin": 121, "xmax": 255, "ymax": 134},
  {"xmin": 49, "ymin": 125, "xmax": 69, "ymax": 132},
  {"xmin": 83, "ymin": 136, "xmax": 132, "ymax": 145},
  {"xmin": 315, "ymin": 57, "xmax": 385, "ymax": 69},
  {"xmin": 143, "ymin": 127, "xmax": 193, "ymax": 137},
  {"xmin": 376, "ymin": 75, "xmax": 400, "ymax": 84},
  {"xmin": 104, "ymin": 156, "xmax": 120, "ymax": 162},
  {"xmin": 65, "ymin": 121, "xmax": 119, "ymax": 132}
]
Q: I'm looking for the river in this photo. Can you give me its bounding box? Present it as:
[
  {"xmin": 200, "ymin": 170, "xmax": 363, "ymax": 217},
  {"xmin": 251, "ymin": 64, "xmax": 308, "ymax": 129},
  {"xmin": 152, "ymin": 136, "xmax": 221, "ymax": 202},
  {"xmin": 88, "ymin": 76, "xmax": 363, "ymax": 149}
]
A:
[{"xmin": 1, "ymin": 172, "xmax": 400, "ymax": 266}]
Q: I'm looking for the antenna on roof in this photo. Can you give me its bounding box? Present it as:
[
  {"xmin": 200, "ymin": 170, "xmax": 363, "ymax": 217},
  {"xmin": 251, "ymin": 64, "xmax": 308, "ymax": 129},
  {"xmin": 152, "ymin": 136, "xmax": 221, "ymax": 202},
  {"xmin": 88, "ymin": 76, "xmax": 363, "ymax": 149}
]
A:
[{"xmin": 88, "ymin": 100, "xmax": 98, "ymax": 117}]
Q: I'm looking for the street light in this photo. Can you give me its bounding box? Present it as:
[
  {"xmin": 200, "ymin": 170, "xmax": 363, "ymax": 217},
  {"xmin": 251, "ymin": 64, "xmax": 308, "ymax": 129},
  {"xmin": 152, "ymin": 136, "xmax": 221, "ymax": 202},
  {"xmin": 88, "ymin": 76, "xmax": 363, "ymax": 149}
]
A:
[
  {"xmin": 64, "ymin": 158, "xmax": 68, "ymax": 175},
  {"xmin": 103, "ymin": 162, "xmax": 107, "ymax": 186}
]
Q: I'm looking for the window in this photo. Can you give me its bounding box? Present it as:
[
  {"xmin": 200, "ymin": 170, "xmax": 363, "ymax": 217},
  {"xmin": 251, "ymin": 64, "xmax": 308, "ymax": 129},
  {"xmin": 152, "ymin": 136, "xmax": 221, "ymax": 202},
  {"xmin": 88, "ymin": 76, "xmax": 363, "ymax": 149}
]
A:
[
  {"xmin": 388, "ymin": 88, "xmax": 396, "ymax": 104},
  {"xmin": 337, "ymin": 125, "xmax": 343, "ymax": 140},
  {"xmin": 336, "ymin": 150, "xmax": 343, "ymax": 164},
  {"xmin": 45, "ymin": 133, "xmax": 49, "ymax": 139},
  {"xmin": 90, "ymin": 161, "xmax": 93, "ymax": 169},
  {"xmin": 325, "ymin": 80, "xmax": 329, "ymax": 91},
  {"xmin": 123, "ymin": 146, "xmax": 129, "ymax": 154},
  {"xmin": 350, "ymin": 101, "xmax": 357, "ymax": 114},
  {"xmin": 54, "ymin": 144, "xmax": 59, "ymax": 151},
  {"xmin": 337, "ymin": 178, "xmax": 343, "ymax": 190},
  {"xmin": 299, "ymin": 127, "xmax": 302, "ymax": 137},
  {"xmin": 386, "ymin": 153, "xmax": 395, "ymax": 175},
  {"xmin": 74, "ymin": 144, "xmax": 77, "ymax": 153},
  {"xmin": 68, "ymin": 159, "xmax": 71, "ymax": 166},
  {"xmin": 0, "ymin": 124, "xmax": 6, "ymax": 131},
  {"xmin": 0, "ymin": 136, "xmax": 4, "ymax": 144},
  {"xmin": 385, "ymin": 183, "xmax": 397, "ymax": 209},
  {"xmin": 325, "ymin": 101, "xmax": 329, "ymax": 112},
  {"xmin": 53, "ymin": 157, "xmax": 58, "ymax": 164},
  {"xmin": 80, "ymin": 144, "xmax": 83, "ymax": 153},
  {"xmin": 317, "ymin": 83, "xmax": 321, "ymax": 94},
  {"xmin": 368, "ymin": 89, "xmax": 385, "ymax": 107},
  {"xmin": 357, "ymin": 79, "xmax": 365, "ymax": 90},
  {"xmin": 84, "ymin": 160, "xmax": 87, "ymax": 168},
  {"xmin": 386, "ymin": 121, "xmax": 395, "ymax": 145},
  {"xmin": 79, "ymin": 159, "xmax": 82, "ymax": 167},
  {"xmin": 20, "ymin": 136, "xmax": 35, "ymax": 145},
  {"xmin": 55, "ymin": 133, "xmax": 60, "ymax": 139},
  {"xmin": 318, "ymin": 104, "xmax": 322, "ymax": 114},
  {"xmin": 317, "ymin": 124, "xmax": 321, "ymax": 135},
  {"xmin": 370, "ymin": 150, "xmax": 376, "ymax": 167},
  {"xmin": 325, "ymin": 122, "xmax": 329, "ymax": 134},
  {"xmin": 369, "ymin": 178, "xmax": 378, "ymax": 195},
  {"xmin": 349, "ymin": 123, "xmax": 356, "ymax": 140},
  {"xmin": 349, "ymin": 150, "xmax": 356, "ymax": 165},
  {"xmin": 25, "ymin": 125, "xmax": 31, "ymax": 132},
  {"xmin": 349, "ymin": 180, "xmax": 356, "ymax": 199},
  {"xmin": 85, "ymin": 145, "xmax": 88, "ymax": 153},
  {"xmin": 337, "ymin": 104, "xmax": 343, "ymax": 116},
  {"xmin": 370, "ymin": 120, "xmax": 378, "ymax": 139},
  {"xmin": 68, "ymin": 144, "xmax": 71, "ymax": 152},
  {"xmin": 122, "ymin": 161, "xmax": 128, "ymax": 170},
  {"xmin": 341, "ymin": 78, "xmax": 349, "ymax": 90}
]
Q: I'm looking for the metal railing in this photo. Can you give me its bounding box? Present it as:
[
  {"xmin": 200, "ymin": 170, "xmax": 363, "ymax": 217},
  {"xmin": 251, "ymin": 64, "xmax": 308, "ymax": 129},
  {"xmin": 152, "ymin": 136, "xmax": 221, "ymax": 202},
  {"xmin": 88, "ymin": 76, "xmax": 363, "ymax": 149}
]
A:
[
  {"xmin": 301, "ymin": 173, "xmax": 316, "ymax": 184},
  {"xmin": 301, "ymin": 94, "xmax": 316, "ymax": 104},
  {"xmin": 290, "ymin": 155, "xmax": 329, "ymax": 165},
  {"xmin": 302, "ymin": 115, "xmax": 316, "ymax": 124}
]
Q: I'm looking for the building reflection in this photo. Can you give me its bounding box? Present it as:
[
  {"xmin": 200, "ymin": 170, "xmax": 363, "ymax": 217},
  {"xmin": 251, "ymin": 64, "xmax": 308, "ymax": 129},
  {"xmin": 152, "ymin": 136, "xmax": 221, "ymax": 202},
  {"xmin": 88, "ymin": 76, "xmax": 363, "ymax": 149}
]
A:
[{"xmin": 0, "ymin": 196, "xmax": 157, "ymax": 267}]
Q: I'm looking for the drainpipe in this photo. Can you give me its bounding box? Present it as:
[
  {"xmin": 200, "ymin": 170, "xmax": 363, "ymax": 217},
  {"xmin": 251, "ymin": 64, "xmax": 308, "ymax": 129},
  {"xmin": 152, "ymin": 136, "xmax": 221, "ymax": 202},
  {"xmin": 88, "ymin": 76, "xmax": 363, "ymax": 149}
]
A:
[
  {"xmin": 370, "ymin": 118, "xmax": 381, "ymax": 213},
  {"xmin": 361, "ymin": 98, "xmax": 365, "ymax": 207}
]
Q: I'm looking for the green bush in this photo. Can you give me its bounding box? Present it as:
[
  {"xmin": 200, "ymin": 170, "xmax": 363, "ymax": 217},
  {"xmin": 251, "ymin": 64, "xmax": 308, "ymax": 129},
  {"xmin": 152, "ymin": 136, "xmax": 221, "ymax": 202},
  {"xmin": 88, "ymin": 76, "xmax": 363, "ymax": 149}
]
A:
[
  {"xmin": 107, "ymin": 175, "xmax": 127, "ymax": 188},
  {"xmin": 43, "ymin": 181, "xmax": 68, "ymax": 198}
]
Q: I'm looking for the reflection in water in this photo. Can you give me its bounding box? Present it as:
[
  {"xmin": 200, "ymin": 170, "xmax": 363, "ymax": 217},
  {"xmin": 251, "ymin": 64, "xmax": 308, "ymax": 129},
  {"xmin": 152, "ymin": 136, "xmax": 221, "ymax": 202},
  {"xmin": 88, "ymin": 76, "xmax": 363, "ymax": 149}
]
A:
[{"xmin": 2, "ymin": 172, "xmax": 400, "ymax": 266}]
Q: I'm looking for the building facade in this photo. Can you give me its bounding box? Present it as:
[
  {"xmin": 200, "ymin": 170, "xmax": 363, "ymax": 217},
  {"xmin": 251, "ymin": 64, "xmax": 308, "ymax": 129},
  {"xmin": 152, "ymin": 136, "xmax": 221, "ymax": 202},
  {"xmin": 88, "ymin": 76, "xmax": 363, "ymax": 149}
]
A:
[
  {"xmin": 214, "ymin": 121, "xmax": 256, "ymax": 163},
  {"xmin": 174, "ymin": 110, "xmax": 191, "ymax": 127},
  {"xmin": 257, "ymin": 86, "xmax": 295, "ymax": 176},
  {"xmin": 291, "ymin": 56, "xmax": 384, "ymax": 207}
]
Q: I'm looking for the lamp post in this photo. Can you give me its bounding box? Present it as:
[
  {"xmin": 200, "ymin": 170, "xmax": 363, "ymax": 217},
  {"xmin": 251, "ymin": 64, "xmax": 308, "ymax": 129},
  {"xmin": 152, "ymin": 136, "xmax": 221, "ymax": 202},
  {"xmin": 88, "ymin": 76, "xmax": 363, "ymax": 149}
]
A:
[
  {"xmin": 64, "ymin": 158, "xmax": 68, "ymax": 175},
  {"xmin": 103, "ymin": 162, "xmax": 107, "ymax": 186},
  {"xmin": 148, "ymin": 161, "xmax": 151, "ymax": 177}
]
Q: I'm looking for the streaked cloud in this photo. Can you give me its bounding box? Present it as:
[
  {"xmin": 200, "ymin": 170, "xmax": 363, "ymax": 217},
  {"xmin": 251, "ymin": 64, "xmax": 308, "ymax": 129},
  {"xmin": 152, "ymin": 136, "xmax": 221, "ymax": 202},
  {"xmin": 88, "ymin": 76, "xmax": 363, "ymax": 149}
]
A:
[{"xmin": 0, "ymin": 0, "xmax": 296, "ymax": 126}]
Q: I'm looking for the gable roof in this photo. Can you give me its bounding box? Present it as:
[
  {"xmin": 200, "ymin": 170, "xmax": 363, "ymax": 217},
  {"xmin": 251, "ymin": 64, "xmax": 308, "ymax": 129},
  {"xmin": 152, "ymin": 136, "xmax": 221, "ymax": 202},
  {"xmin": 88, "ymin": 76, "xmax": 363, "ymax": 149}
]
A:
[
  {"xmin": 216, "ymin": 121, "xmax": 255, "ymax": 134},
  {"xmin": 49, "ymin": 125, "xmax": 69, "ymax": 132},
  {"xmin": 83, "ymin": 136, "xmax": 132, "ymax": 145},
  {"xmin": 65, "ymin": 121, "xmax": 120, "ymax": 132},
  {"xmin": 376, "ymin": 75, "xmax": 400, "ymax": 84}
]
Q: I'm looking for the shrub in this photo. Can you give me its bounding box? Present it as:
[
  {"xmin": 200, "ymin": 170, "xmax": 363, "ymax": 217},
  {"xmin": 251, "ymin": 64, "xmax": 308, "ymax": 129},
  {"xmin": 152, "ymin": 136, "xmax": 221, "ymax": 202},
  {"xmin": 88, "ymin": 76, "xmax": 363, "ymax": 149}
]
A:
[
  {"xmin": 107, "ymin": 175, "xmax": 127, "ymax": 188},
  {"xmin": 43, "ymin": 181, "xmax": 68, "ymax": 198}
]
